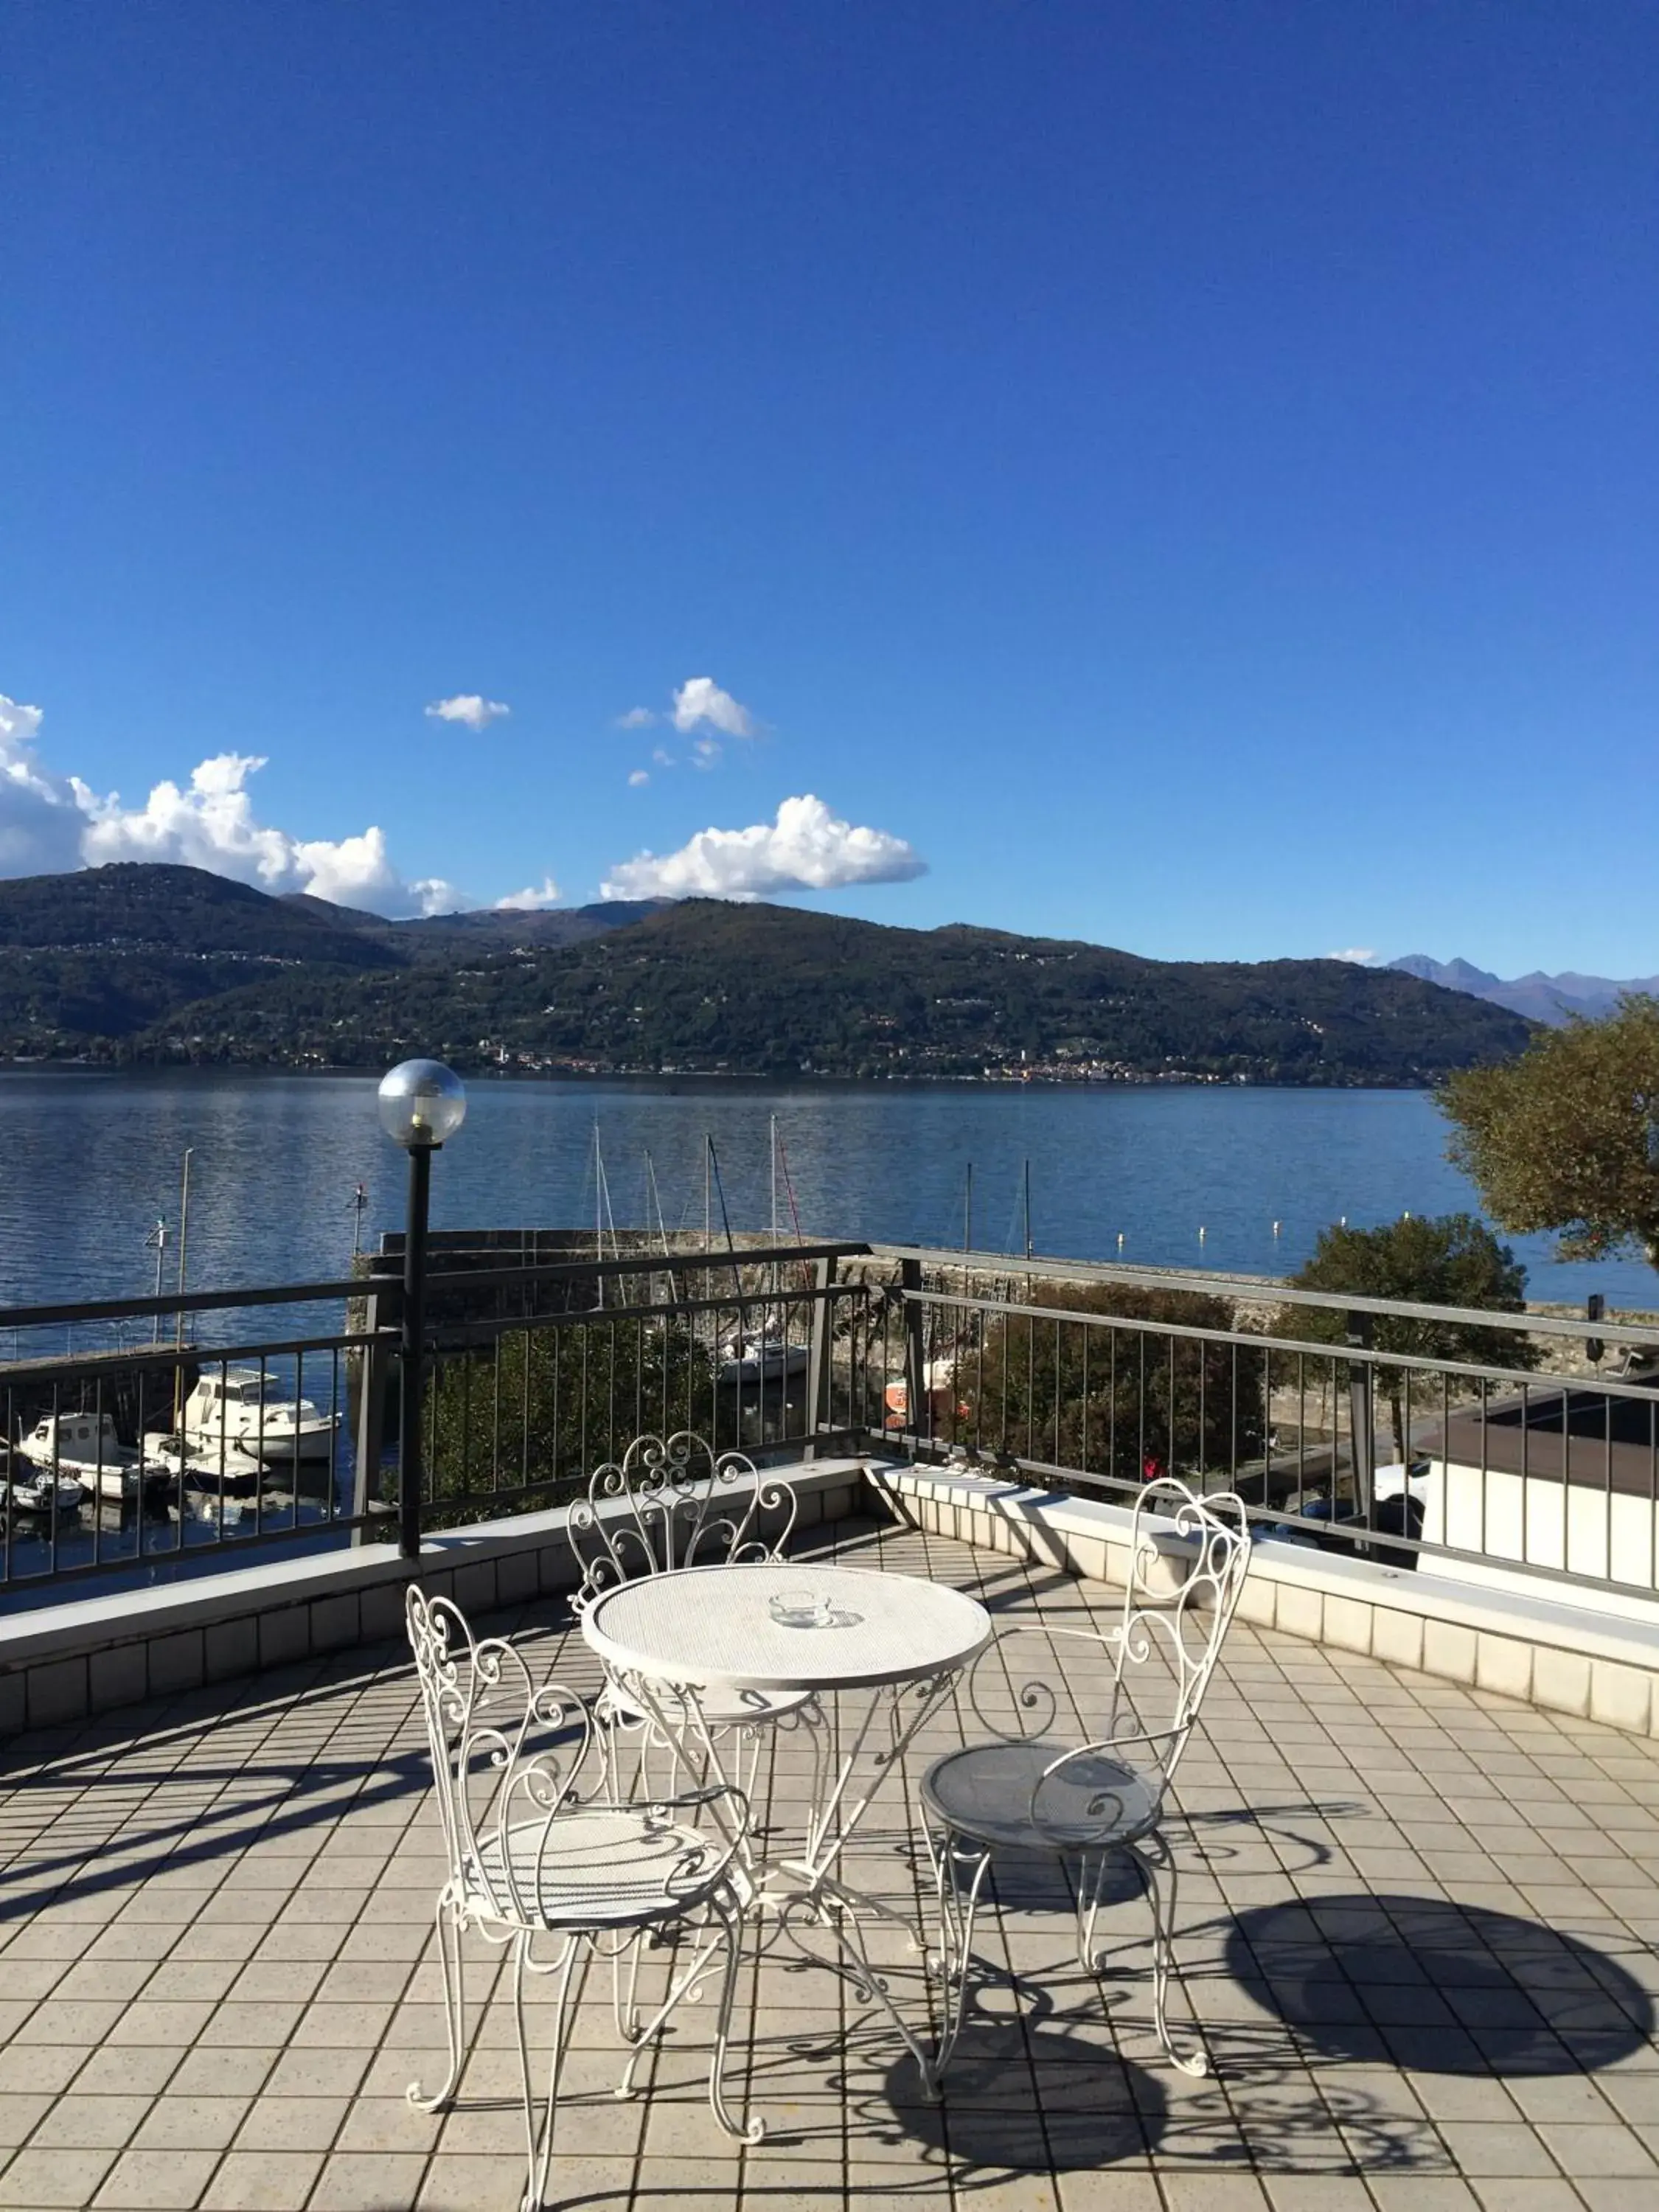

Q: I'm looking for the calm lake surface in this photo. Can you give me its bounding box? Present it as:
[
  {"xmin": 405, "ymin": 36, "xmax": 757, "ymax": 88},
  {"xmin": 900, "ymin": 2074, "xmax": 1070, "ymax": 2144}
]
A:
[{"xmin": 1, "ymin": 1069, "xmax": 1650, "ymax": 1315}]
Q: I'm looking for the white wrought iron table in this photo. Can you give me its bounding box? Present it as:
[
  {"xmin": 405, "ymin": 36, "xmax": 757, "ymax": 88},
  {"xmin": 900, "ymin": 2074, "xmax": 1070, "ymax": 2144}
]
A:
[{"xmin": 580, "ymin": 1559, "xmax": 992, "ymax": 2091}]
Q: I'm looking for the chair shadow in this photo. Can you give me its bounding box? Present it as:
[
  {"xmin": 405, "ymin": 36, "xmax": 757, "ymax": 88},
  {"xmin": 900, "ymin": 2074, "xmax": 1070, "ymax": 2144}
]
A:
[
  {"xmin": 1228, "ymin": 1892, "xmax": 1656, "ymax": 2074},
  {"xmin": 871, "ymin": 2017, "xmax": 1165, "ymax": 2177}
]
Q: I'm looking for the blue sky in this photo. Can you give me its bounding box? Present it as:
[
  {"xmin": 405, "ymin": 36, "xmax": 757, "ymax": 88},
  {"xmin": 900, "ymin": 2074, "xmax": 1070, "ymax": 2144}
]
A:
[{"xmin": 4, "ymin": 2, "xmax": 1655, "ymax": 971}]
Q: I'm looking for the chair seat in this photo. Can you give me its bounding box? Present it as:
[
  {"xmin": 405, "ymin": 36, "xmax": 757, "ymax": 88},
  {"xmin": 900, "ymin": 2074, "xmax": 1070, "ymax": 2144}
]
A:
[
  {"xmin": 922, "ymin": 1739, "xmax": 1163, "ymax": 1854},
  {"xmin": 598, "ymin": 1678, "xmax": 813, "ymax": 1731},
  {"xmin": 470, "ymin": 1806, "xmax": 732, "ymax": 1931}
]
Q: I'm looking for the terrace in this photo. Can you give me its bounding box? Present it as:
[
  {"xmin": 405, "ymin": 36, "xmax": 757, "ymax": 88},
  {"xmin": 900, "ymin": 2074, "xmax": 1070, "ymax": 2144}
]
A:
[{"xmin": 4, "ymin": 1222, "xmax": 1659, "ymax": 2210}]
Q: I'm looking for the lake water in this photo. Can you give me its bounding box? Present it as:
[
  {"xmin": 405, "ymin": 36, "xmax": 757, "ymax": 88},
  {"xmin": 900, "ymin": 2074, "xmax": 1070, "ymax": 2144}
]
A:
[{"xmin": 1, "ymin": 1069, "xmax": 1652, "ymax": 1315}]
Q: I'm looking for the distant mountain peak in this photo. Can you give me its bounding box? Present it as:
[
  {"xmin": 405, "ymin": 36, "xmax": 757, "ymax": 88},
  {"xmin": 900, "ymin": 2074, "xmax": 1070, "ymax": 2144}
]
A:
[
  {"xmin": 1390, "ymin": 953, "xmax": 1502, "ymax": 992},
  {"xmin": 1386, "ymin": 956, "xmax": 1659, "ymax": 1026}
]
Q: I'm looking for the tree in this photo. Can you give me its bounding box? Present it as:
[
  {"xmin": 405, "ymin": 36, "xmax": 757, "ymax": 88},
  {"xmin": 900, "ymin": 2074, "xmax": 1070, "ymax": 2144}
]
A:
[
  {"xmin": 1284, "ymin": 1213, "xmax": 1536, "ymax": 1458},
  {"xmin": 1439, "ymin": 995, "xmax": 1659, "ymax": 1270},
  {"xmin": 423, "ymin": 1315, "xmax": 716, "ymax": 1528},
  {"xmin": 961, "ymin": 1284, "xmax": 1266, "ymax": 1489}
]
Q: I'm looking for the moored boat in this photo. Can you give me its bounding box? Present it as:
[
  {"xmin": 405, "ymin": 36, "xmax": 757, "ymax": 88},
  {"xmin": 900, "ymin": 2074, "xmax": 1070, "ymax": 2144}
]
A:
[
  {"xmin": 180, "ymin": 1370, "xmax": 339, "ymax": 1461},
  {"xmin": 143, "ymin": 1430, "xmax": 266, "ymax": 1496},
  {"xmin": 717, "ymin": 1332, "xmax": 810, "ymax": 1387},
  {"xmin": 15, "ymin": 1412, "xmax": 152, "ymax": 1501}
]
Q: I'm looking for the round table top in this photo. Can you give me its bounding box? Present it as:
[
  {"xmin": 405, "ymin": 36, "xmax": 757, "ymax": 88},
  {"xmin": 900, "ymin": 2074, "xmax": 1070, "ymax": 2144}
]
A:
[{"xmin": 580, "ymin": 1561, "xmax": 992, "ymax": 1694}]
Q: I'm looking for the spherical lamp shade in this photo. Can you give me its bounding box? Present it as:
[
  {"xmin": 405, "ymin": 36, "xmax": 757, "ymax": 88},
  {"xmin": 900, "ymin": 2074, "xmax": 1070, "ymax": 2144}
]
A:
[{"xmin": 378, "ymin": 1059, "xmax": 467, "ymax": 1150}]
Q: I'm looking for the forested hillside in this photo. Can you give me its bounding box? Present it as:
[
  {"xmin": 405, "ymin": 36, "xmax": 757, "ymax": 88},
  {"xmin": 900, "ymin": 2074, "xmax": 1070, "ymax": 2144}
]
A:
[{"xmin": 0, "ymin": 864, "xmax": 1531, "ymax": 1084}]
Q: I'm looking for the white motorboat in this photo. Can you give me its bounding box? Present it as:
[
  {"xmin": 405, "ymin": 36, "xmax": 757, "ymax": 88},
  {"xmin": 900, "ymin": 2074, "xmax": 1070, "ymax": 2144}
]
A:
[
  {"xmin": 717, "ymin": 1332, "xmax": 810, "ymax": 1387},
  {"xmin": 143, "ymin": 1430, "xmax": 265, "ymax": 1497},
  {"xmin": 16, "ymin": 1413, "xmax": 150, "ymax": 1501},
  {"xmin": 0, "ymin": 1461, "xmax": 86, "ymax": 1517},
  {"xmin": 181, "ymin": 1370, "xmax": 339, "ymax": 1461}
]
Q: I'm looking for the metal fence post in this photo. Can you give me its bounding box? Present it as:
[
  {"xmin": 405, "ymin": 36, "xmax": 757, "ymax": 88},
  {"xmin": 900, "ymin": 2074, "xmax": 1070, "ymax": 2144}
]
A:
[
  {"xmin": 1346, "ymin": 1310, "xmax": 1375, "ymax": 1529},
  {"xmin": 804, "ymin": 1254, "xmax": 837, "ymax": 1458},
  {"xmin": 399, "ymin": 1146, "xmax": 433, "ymax": 1562},
  {"xmin": 902, "ymin": 1256, "xmax": 928, "ymax": 1453},
  {"xmin": 349, "ymin": 1284, "xmax": 389, "ymax": 1543}
]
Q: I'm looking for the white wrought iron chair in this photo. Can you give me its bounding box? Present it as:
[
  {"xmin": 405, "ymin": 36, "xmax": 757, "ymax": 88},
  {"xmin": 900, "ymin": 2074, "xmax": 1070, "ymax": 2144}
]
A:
[
  {"xmin": 571, "ymin": 1430, "xmax": 814, "ymax": 1795},
  {"xmin": 921, "ymin": 1476, "xmax": 1251, "ymax": 2079},
  {"xmin": 404, "ymin": 1585, "xmax": 761, "ymax": 2212}
]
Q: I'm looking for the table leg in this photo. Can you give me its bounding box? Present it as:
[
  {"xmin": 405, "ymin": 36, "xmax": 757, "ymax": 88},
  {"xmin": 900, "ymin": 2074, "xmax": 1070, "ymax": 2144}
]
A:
[{"xmin": 606, "ymin": 1664, "xmax": 966, "ymax": 2099}]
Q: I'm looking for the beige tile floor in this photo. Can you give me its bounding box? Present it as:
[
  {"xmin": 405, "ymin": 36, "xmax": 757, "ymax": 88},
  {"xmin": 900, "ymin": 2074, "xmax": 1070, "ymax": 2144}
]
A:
[{"xmin": 2, "ymin": 1515, "xmax": 1659, "ymax": 2211}]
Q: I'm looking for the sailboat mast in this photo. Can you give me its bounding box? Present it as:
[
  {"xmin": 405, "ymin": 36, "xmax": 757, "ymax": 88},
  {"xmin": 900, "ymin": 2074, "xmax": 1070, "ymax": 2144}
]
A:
[
  {"xmin": 150, "ymin": 1219, "xmax": 167, "ymax": 1346},
  {"xmin": 175, "ymin": 1150, "xmax": 193, "ymax": 1352}
]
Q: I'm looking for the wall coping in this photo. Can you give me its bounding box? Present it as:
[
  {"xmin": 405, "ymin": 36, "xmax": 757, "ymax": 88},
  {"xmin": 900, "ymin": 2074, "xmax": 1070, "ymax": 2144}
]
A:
[
  {"xmin": 0, "ymin": 1456, "xmax": 872, "ymax": 1672},
  {"xmin": 870, "ymin": 1464, "xmax": 1659, "ymax": 1674}
]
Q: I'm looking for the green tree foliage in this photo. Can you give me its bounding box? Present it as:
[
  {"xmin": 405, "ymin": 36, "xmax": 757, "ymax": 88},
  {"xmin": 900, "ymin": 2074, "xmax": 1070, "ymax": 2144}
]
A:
[
  {"xmin": 1283, "ymin": 1213, "xmax": 1536, "ymax": 1457},
  {"xmin": 960, "ymin": 1284, "xmax": 1266, "ymax": 1487},
  {"xmin": 1439, "ymin": 996, "xmax": 1659, "ymax": 1270},
  {"xmin": 422, "ymin": 1314, "xmax": 715, "ymax": 1527}
]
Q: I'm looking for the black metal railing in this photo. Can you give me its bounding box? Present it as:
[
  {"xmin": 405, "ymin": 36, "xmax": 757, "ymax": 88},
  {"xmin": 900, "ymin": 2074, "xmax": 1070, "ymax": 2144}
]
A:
[
  {"xmin": 863, "ymin": 1245, "xmax": 1659, "ymax": 1599},
  {"xmin": 6, "ymin": 1231, "xmax": 1659, "ymax": 1613},
  {"xmin": 0, "ymin": 1271, "xmax": 379, "ymax": 1604},
  {"xmin": 0, "ymin": 1241, "xmax": 876, "ymax": 1607}
]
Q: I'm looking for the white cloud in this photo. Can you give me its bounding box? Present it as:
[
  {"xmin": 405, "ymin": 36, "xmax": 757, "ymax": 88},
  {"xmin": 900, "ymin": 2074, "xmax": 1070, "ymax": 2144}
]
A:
[
  {"xmin": 75, "ymin": 751, "xmax": 458, "ymax": 917},
  {"xmin": 600, "ymin": 793, "xmax": 926, "ymax": 902},
  {"xmin": 1329, "ymin": 947, "xmax": 1380, "ymax": 965},
  {"xmin": 425, "ymin": 694, "xmax": 510, "ymax": 732},
  {"xmin": 670, "ymin": 677, "xmax": 756, "ymax": 739},
  {"xmin": 615, "ymin": 706, "xmax": 655, "ymax": 729},
  {"xmin": 1, "ymin": 693, "xmax": 469, "ymax": 917},
  {"xmin": 0, "ymin": 694, "xmax": 87, "ymax": 876},
  {"xmin": 627, "ymin": 769, "xmax": 650, "ymax": 787},
  {"xmin": 495, "ymin": 876, "xmax": 560, "ymax": 911},
  {"xmin": 691, "ymin": 737, "xmax": 721, "ymax": 770},
  {"xmin": 409, "ymin": 877, "xmax": 465, "ymax": 917},
  {"xmin": 652, "ymin": 746, "xmax": 675, "ymax": 767}
]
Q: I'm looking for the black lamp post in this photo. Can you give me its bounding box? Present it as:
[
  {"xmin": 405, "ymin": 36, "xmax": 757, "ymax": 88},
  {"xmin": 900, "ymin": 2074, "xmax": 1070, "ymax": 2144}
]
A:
[{"xmin": 378, "ymin": 1058, "xmax": 467, "ymax": 1561}]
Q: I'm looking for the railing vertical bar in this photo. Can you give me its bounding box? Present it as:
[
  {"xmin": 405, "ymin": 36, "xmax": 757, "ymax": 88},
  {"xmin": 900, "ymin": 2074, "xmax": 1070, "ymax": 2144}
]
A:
[
  {"xmin": 1053, "ymin": 1319, "xmax": 1062, "ymax": 1471},
  {"xmin": 1081, "ymin": 1321, "xmax": 1090, "ymax": 1475}
]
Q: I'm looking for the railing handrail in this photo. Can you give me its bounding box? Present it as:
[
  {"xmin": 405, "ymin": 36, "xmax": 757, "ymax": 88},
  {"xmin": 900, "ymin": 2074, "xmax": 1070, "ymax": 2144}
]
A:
[
  {"xmin": 0, "ymin": 1239, "xmax": 873, "ymax": 1334},
  {"xmin": 355, "ymin": 1239, "xmax": 870, "ymax": 1303},
  {"xmin": 870, "ymin": 1242, "xmax": 1659, "ymax": 1350}
]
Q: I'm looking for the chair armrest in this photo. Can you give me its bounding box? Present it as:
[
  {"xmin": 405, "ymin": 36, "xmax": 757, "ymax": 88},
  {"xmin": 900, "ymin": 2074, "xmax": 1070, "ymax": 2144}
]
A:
[{"xmin": 1028, "ymin": 1725, "xmax": 1184, "ymax": 1834}]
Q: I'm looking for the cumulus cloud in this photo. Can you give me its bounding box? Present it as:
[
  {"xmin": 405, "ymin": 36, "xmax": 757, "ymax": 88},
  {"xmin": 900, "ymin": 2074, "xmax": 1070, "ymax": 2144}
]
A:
[
  {"xmin": 425, "ymin": 694, "xmax": 510, "ymax": 731},
  {"xmin": 600, "ymin": 793, "xmax": 926, "ymax": 902},
  {"xmin": 0, "ymin": 693, "xmax": 470, "ymax": 917},
  {"xmin": 76, "ymin": 752, "xmax": 463, "ymax": 917},
  {"xmin": 1329, "ymin": 947, "xmax": 1380, "ymax": 965},
  {"xmin": 627, "ymin": 769, "xmax": 650, "ymax": 787},
  {"xmin": 691, "ymin": 737, "xmax": 721, "ymax": 770},
  {"xmin": 0, "ymin": 694, "xmax": 87, "ymax": 875},
  {"xmin": 615, "ymin": 706, "xmax": 655, "ymax": 729},
  {"xmin": 495, "ymin": 876, "xmax": 561, "ymax": 911},
  {"xmin": 670, "ymin": 677, "xmax": 756, "ymax": 739},
  {"xmin": 652, "ymin": 746, "xmax": 675, "ymax": 767}
]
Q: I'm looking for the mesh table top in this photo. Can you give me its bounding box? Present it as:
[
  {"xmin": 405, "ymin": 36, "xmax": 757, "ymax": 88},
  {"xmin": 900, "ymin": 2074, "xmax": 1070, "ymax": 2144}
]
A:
[{"xmin": 580, "ymin": 1561, "xmax": 992, "ymax": 1692}]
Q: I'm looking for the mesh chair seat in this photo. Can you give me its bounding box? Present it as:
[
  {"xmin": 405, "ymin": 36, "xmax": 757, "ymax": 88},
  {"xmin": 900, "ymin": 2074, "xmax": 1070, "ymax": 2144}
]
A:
[
  {"xmin": 472, "ymin": 1805, "xmax": 734, "ymax": 1931},
  {"xmin": 922, "ymin": 1738, "xmax": 1164, "ymax": 1855}
]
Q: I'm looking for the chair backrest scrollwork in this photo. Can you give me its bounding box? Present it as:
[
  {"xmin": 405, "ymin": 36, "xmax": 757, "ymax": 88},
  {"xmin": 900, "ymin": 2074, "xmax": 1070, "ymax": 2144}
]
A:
[
  {"xmin": 1112, "ymin": 1475, "xmax": 1251, "ymax": 1754},
  {"xmin": 964, "ymin": 1475, "xmax": 1252, "ymax": 1821},
  {"xmin": 405, "ymin": 1583, "xmax": 595, "ymax": 1928},
  {"xmin": 569, "ymin": 1430, "xmax": 797, "ymax": 1611}
]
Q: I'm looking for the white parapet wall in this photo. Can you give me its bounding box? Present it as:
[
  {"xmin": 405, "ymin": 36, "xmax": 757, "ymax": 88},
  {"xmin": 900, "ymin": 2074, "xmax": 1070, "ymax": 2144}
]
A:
[
  {"xmin": 0, "ymin": 1458, "xmax": 871, "ymax": 1738},
  {"xmin": 869, "ymin": 1461, "xmax": 1659, "ymax": 1739}
]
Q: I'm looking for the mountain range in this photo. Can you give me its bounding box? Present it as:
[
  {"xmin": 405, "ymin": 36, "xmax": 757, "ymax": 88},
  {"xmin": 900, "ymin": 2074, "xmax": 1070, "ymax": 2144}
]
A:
[
  {"xmin": 0, "ymin": 862, "xmax": 1531, "ymax": 1085},
  {"xmin": 1387, "ymin": 955, "xmax": 1659, "ymax": 1026}
]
